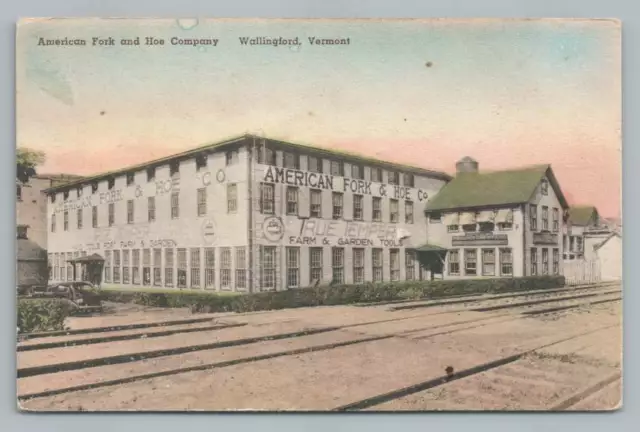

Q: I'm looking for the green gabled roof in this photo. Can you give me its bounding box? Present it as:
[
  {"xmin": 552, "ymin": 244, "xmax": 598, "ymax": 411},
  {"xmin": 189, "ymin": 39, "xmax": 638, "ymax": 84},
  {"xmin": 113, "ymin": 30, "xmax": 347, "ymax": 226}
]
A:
[
  {"xmin": 425, "ymin": 164, "xmax": 569, "ymax": 212},
  {"xmin": 568, "ymin": 206, "xmax": 599, "ymax": 226}
]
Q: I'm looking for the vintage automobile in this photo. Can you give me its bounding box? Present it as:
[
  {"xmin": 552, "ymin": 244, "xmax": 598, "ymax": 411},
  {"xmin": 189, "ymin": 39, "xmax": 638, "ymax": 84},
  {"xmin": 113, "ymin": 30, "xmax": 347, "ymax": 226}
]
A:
[{"xmin": 25, "ymin": 281, "xmax": 103, "ymax": 313}]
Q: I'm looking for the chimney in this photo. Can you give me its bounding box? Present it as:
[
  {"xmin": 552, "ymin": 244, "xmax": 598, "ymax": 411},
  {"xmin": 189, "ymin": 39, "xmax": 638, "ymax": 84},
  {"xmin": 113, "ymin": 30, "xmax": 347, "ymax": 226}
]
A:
[
  {"xmin": 17, "ymin": 224, "xmax": 29, "ymax": 240},
  {"xmin": 456, "ymin": 156, "xmax": 479, "ymax": 175}
]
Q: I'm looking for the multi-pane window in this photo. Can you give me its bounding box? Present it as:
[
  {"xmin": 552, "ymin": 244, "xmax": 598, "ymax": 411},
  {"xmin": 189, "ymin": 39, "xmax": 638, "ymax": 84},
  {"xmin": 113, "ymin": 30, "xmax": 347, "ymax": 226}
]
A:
[
  {"xmin": 530, "ymin": 248, "xmax": 538, "ymax": 275},
  {"xmin": 310, "ymin": 248, "xmax": 323, "ymax": 284},
  {"xmin": 197, "ymin": 188, "xmax": 207, "ymax": 217},
  {"xmin": 388, "ymin": 171, "xmax": 400, "ymax": 185},
  {"xmin": 351, "ymin": 164, "xmax": 364, "ymax": 180},
  {"xmin": 553, "ymin": 248, "xmax": 560, "ymax": 275},
  {"xmin": 403, "ymin": 173, "xmax": 415, "ymax": 187},
  {"xmin": 405, "ymin": 250, "xmax": 416, "ymax": 280},
  {"xmin": 286, "ymin": 247, "xmax": 300, "ymax": 288},
  {"xmin": 67, "ymin": 252, "xmax": 74, "ymax": 280},
  {"xmin": 260, "ymin": 183, "xmax": 274, "ymax": 214},
  {"xmin": 449, "ymin": 250, "xmax": 460, "ymax": 275},
  {"xmin": 332, "ymin": 192, "xmax": 343, "ymax": 220},
  {"xmin": 330, "ymin": 160, "xmax": 344, "ymax": 177},
  {"xmin": 196, "ymin": 154, "xmax": 207, "ymax": 171},
  {"xmin": 126, "ymin": 173, "xmax": 135, "ymax": 186},
  {"xmin": 542, "ymin": 248, "xmax": 549, "ymax": 275},
  {"xmin": 372, "ymin": 197, "xmax": 382, "ymax": 222},
  {"xmin": 448, "ymin": 225, "xmax": 459, "ymax": 233},
  {"xmin": 164, "ymin": 248, "xmax": 174, "ymax": 287},
  {"xmin": 51, "ymin": 214, "xmax": 56, "ymax": 232},
  {"xmin": 127, "ymin": 200, "xmax": 134, "ymax": 224},
  {"xmin": 353, "ymin": 195, "xmax": 363, "ymax": 220},
  {"xmin": 77, "ymin": 208, "xmax": 83, "ymax": 229},
  {"xmin": 353, "ymin": 248, "xmax": 365, "ymax": 284},
  {"xmin": 308, "ymin": 155, "xmax": 322, "ymax": 173},
  {"xmin": 552, "ymin": 208, "xmax": 559, "ymax": 232},
  {"xmin": 541, "ymin": 179, "xmax": 549, "ymax": 195},
  {"xmin": 405, "ymin": 201, "xmax": 414, "ymax": 224},
  {"xmin": 63, "ymin": 211, "xmax": 69, "ymax": 231},
  {"xmin": 142, "ymin": 249, "xmax": 151, "ymax": 285},
  {"xmin": 190, "ymin": 248, "xmax": 201, "ymax": 288},
  {"xmin": 390, "ymin": 249, "xmax": 400, "ymax": 281},
  {"xmin": 283, "ymin": 152, "xmax": 299, "ymax": 169},
  {"xmin": 261, "ymin": 246, "xmax": 276, "ymax": 290},
  {"xmin": 220, "ymin": 248, "xmax": 232, "ymax": 289},
  {"xmin": 122, "ymin": 250, "xmax": 130, "ymax": 284},
  {"xmin": 482, "ymin": 248, "xmax": 496, "ymax": 276},
  {"xmin": 104, "ymin": 250, "xmax": 112, "ymax": 283},
  {"xmin": 113, "ymin": 250, "xmax": 121, "ymax": 283},
  {"xmin": 170, "ymin": 161, "xmax": 180, "ymax": 177},
  {"xmin": 464, "ymin": 249, "xmax": 477, "ymax": 276},
  {"xmin": 286, "ymin": 187, "xmax": 298, "ymax": 215},
  {"xmin": 204, "ymin": 248, "xmax": 215, "ymax": 289},
  {"xmin": 60, "ymin": 253, "xmax": 66, "ymax": 281},
  {"xmin": 372, "ymin": 248, "xmax": 383, "ymax": 282},
  {"xmin": 371, "ymin": 168, "xmax": 383, "ymax": 183},
  {"xmin": 500, "ymin": 248, "xmax": 513, "ymax": 276},
  {"xmin": 92, "ymin": 206, "xmax": 98, "ymax": 228},
  {"xmin": 48, "ymin": 253, "xmax": 53, "ymax": 279},
  {"xmin": 108, "ymin": 178, "xmax": 115, "ymax": 189},
  {"xmin": 331, "ymin": 247, "xmax": 344, "ymax": 284},
  {"xmin": 153, "ymin": 248, "xmax": 162, "ymax": 286},
  {"xmin": 236, "ymin": 247, "xmax": 247, "ymax": 290},
  {"xmin": 389, "ymin": 199, "xmax": 399, "ymax": 223},
  {"xmin": 542, "ymin": 206, "xmax": 549, "ymax": 231},
  {"xmin": 257, "ymin": 145, "xmax": 276, "ymax": 165},
  {"xmin": 108, "ymin": 203, "xmax": 115, "ymax": 226},
  {"xmin": 310, "ymin": 189, "xmax": 322, "ymax": 218},
  {"xmin": 177, "ymin": 248, "xmax": 187, "ymax": 288},
  {"xmin": 225, "ymin": 150, "xmax": 239, "ymax": 166},
  {"xmin": 530, "ymin": 204, "xmax": 538, "ymax": 230},
  {"xmin": 147, "ymin": 167, "xmax": 155, "ymax": 182},
  {"xmin": 171, "ymin": 191, "xmax": 179, "ymax": 219},
  {"xmin": 148, "ymin": 197, "xmax": 156, "ymax": 222},
  {"xmin": 64, "ymin": 191, "xmax": 69, "ymax": 200},
  {"xmin": 52, "ymin": 253, "xmax": 58, "ymax": 280}
]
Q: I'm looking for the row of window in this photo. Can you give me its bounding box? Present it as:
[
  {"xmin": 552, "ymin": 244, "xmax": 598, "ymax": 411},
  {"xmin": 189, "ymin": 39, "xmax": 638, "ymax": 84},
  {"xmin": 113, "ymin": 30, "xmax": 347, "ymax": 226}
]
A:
[
  {"xmin": 563, "ymin": 235, "xmax": 584, "ymax": 253},
  {"xmin": 530, "ymin": 248, "xmax": 561, "ymax": 276},
  {"xmin": 447, "ymin": 247, "xmax": 560, "ymax": 277},
  {"xmin": 530, "ymin": 205, "xmax": 561, "ymax": 232},
  {"xmin": 447, "ymin": 222, "xmax": 513, "ymax": 233},
  {"xmin": 256, "ymin": 144, "xmax": 416, "ymax": 186}
]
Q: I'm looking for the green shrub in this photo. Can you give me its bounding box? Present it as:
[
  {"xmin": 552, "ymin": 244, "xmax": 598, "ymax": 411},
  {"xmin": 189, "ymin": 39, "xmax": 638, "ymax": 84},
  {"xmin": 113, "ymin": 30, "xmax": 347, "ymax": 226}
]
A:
[
  {"xmin": 96, "ymin": 276, "xmax": 565, "ymax": 314},
  {"xmin": 17, "ymin": 298, "xmax": 77, "ymax": 334}
]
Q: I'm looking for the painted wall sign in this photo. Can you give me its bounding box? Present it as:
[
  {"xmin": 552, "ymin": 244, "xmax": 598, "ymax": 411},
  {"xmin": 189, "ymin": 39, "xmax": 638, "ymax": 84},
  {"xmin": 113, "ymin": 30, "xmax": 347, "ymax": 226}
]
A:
[
  {"xmin": 99, "ymin": 189, "xmax": 124, "ymax": 205},
  {"xmin": 262, "ymin": 216, "xmax": 285, "ymax": 242},
  {"xmin": 201, "ymin": 219, "xmax": 216, "ymax": 244},
  {"xmin": 452, "ymin": 233, "xmax": 509, "ymax": 246},
  {"xmin": 533, "ymin": 232, "xmax": 559, "ymax": 245},
  {"xmin": 73, "ymin": 238, "xmax": 178, "ymax": 251},
  {"xmin": 264, "ymin": 166, "xmax": 333, "ymax": 190},
  {"xmin": 285, "ymin": 219, "xmax": 404, "ymax": 248},
  {"xmin": 54, "ymin": 196, "xmax": 93, "ymax": 214},
  {"xmin": 155, "ymin": 178, "xmax": 180, "ymax": 195}
]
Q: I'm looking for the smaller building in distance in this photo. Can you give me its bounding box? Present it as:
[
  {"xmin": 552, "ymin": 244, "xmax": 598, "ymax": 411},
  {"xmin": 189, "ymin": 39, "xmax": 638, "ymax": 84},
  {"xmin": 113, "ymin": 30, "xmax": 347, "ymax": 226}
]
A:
[
  {"xmin": 424, "ymin": 157, "xmax": 569, "ymax": 279},
  {"xmin": 16, "ymin": 225, "xmax": 48, "ymax": 293},
  {"xmin": 563, "ymin": 205, "xmax": 600, "ymax": 260}
]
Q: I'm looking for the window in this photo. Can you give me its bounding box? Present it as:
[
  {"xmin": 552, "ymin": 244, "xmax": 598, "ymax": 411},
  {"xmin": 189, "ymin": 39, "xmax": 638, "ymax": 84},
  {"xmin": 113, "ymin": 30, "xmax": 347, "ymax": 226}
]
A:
[
  {"xmin": 64, "ymin": 190, "xmax": 69, "ymax": 200},
  {"xmin": 77, "ymin": 208, "xmax": 83, "ymax": 229},
  {"xmin": 351, "ymin": 164, "xmax": 363, "ymax": 180},
  {"xmin": 353, "ymin": 195, "xmax": 363, "ymax": 220},
  {"xmin": 390, "ymin": 199, "xmax": 399, "ymax": 223},
  {"xmin": 51, "ymin": 193, "xmax": 57, "ymax": 203},
  {"xmin": 448, "ymin": 250, "xmax": 460, "ymax": 275},
  {"xmin": 148, "ymin": 197, "xmax": 156, "ymax": 222},
  {"xmin": 552, "ymin": 208, "xmax": 559, "ymax": 232},
  {"xmin": 147, "ymin": 167, "xmax": 155, "ymax": 182},
  {"xmin": 16, "ymin": 185, "xmax": 22, "ymax": 201},
  {"xmin": 126, "ymin": 173, "xmax": 135, "ymax": 186},
  {"xmin": 482, "ymin": 248, "xmax": 496, "ymax": 276},
  {"xmin": 104, "ymin": 251, "xmax": 111, "ymax": 283},
  {"xmin": 91, "ymin": 182, "xmax": 98, "ymax": 194},
  {"xmin": 372, "ymin": 197, "xmax": 382, "ymax": 222},
  {"xmin": 542, "ymin": 206, "xmax": 549, "ymax": 231},
  {"xmin": 372, "ymin": 248, "xmax": 383, "ymax": 282},
  {"xmin": 286, "ymin": 247, "xmax": 300, "ymax": 288},
  {"xmin": 164, "ymin": 248, "xmax": 174, "ymax": 287},
  {"xmin": 310, "ymin": 248, "xmax": 323, "ymax": 284},
  {"xmin": 60, "ymin": 253, "xmax": 66, "ymax": 281},
  {"xmin": 463, "ymin": 224, "xmax": 477, "ymax": 232},
  {"xmin": 177, "ymin": 248, "xmax": 187, "ymax": 288},
  {"xmin": 261, "ymin": 246, "xmax": 276, "ymax": 290},
  {"xmin": 220, "ymin": 248, "xmax": 232, "ymax": 289},
  {"xmin": 541, "ymin": 179, "xmax": 549, "ymax": 195},
  {"xmin": 283, "ymin": 152, "xmax": 299, "ymax": 169},
  {"xmin": 225, "ymin": 150, "xmax": 239, "ymax": 166},
  {"xmin": 142, "ymin": 249, "xmax": 151, "ymax": 285},
  {"xmin": 257, "ymin": 183, "xmax": 274, "ymax": 214},
  {"xmin": 170, "ymin": 161, "xmax": 180, "ymax": 177},
  {"xmin": 464, "ymin": 249, "xmax": 477, "ymax": 276},
  {"xmin": 331, "ymin": 248, "xmax": 344, "ymax": 284},
  {"xmin": 197, "ymin": 188, "xmax": 207, "ymax": 217},
  {"xmin": 310, "ymin": 189, "xmax": 322, "ymax": 218},
  {"xmin": 204, "ymin": 248, "xmax": 215, "ymax": 289},
  {"xmin": 405, "ymin": 201, "xmax": 414, "ymax": 224},
  {"xmin": 332, "ymin": 192, "xmax": 343, "ymax": 220},
  {"xmin": 51, "ymin": 214, "xmax": 56, "ymax": 232},
  {"xmin": 405, "ymin": 250, "xmax": 416, "ymax": 280},
  {"xmin": 429, "ymin": 213, "xmax": 442, "ymax": 223},
  {"xmin": 530, "ymin": 205, "xmax": 538, "ymax": 231},
  {"xmin": 92, "ymin": 206, "xmax": 98, "ymax": 228},
  {"xmin": 403, "ymin": 173, "xmax": 415, "ymax": 187},
  {"xmin": 576, "ymin": 237, "xmax": 583, "ymax": 253},
  {"xmin": 330, "ymin": 160, "xmax": 344, "ymax": 177},
  {"xmin": 530, "ymin": 248, "xmax": 538, "ymax": 275},
  {"xmin": 67, "ymin": 252, "xmax": 73, "ymax": 280},
  {"xmin": 497, "ymin": 222, "xmax": 512, "ymax": 231},
  {"xmin": 53, "ymin": 253, "xmax": 59, "ymax": 280},
  {"xmin": 353, "ymin": 248, "xmax": 365, "ymax": 284},
  {"xmin": 127, "ymin": 200, "xmax": 134, "ymax": 224},
  {"xmin": 390, "ymin": 249, "xmax": 400, "ymax": 281},
  {"xmin": 286, "ymin": 186, "xmax": 298, "ymax": 215},
  {"xmin": 223, "ymin": 183, "xmax": 236, "ymax": 213},
  {"xmin": 108, "ymin": 178, "xmax": 115, "ymax": 190},
  {"xmin": 76, "ymin": 186, "xmax": 83, "ymax": 198},
  {"xmin": 542, "ymin": 248, "xmax": 549, "ymax": 275},
  {"xmin": 236, "ymin": 247, "xmax": 247, "ymax": 290},
  {"xmin": 371, "ymin": 168, "xmax": 383, "ymax": 183},
  {"xmin": 171, "ymin": 191, "xmax": 179, "ymax": 219},
  {"xmin": 123, "ymin": 250, "xmax": 130, "ymax": 284},
  {"xmin": 308, "ymin": 156, "xmax": 322, "ymax": 173},
  {"xmin": 553, "ymin": 248, "xmax": 559, "ymax": 275},
  {"xmin": 388, "ymin": 171, "xmax": 400, "ymax": 185},
  {"xmin": 448, "ymin": 225, "xmax": 459, "ymax": 233},
  {"xmin": 63, "ymin": 211, "xmax": 69, "ymax": 231},
  {"xmin": 257, "ymin": 145, "xmax": 277, "ymax": 165},
  {"xmin": 153, "ymin": 248, "xmax": 162, "ymax": 286},
  {"xmin": 108, "ymin": 203, "xmax": 115, "ymax": 226},
  {"xmin": 133, "ymin": 249, "xmax": 141, "ymax": 284},
  {"xmin": 196, "ymin": 154, "xmax": 207, "ymax": 171},
  {"xmin": 500, "ymin": 248, "xmax": 513, "ymax": 276},
  {"xmin": 113, "ymin": 250, "xmax": 121, "ymax": 283}
]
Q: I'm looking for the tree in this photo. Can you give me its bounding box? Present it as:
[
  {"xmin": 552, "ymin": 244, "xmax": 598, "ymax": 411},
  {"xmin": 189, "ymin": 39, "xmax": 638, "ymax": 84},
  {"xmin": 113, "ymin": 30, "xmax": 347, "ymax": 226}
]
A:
[{"xmin": 17, "ymin": 148, "xmax": 45, "ymax": 184}]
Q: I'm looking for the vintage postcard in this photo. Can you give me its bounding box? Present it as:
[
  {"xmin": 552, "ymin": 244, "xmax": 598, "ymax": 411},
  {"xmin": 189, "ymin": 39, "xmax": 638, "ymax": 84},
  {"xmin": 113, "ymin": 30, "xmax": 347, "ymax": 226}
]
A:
[{"xmin": 16, "ymin": 18, "xmax": 622, "ymax": 412}]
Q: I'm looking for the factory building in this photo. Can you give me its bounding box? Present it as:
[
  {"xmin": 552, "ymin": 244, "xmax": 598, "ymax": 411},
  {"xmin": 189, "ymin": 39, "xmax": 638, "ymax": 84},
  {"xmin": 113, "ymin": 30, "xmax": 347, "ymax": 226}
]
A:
[{"xmin": 44, "ymin": 134, "xmax": 452, "ymax": 292}]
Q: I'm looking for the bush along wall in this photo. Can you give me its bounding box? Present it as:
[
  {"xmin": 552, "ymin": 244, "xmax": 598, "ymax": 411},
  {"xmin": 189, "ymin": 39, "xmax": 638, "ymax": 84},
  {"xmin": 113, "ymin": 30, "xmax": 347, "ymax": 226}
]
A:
[
  {"xmin": 97, "ymin": 275, "xmax": 565, "ymax": 314},
  {"xmin": 17, "ymin": 298, "xmax": 77, "ymax": 334}
]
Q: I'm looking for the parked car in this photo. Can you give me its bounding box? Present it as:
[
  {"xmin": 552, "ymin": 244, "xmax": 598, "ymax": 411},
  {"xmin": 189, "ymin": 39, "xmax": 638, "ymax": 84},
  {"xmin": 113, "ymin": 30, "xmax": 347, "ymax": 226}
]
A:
[{"xmin": 28, "ymin": 281, "xmax": 103, "ymax": 312}]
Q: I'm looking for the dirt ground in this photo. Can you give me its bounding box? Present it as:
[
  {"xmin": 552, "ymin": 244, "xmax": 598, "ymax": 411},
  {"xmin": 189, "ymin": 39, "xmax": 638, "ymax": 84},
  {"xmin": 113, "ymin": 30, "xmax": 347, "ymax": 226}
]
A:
[{"xmin": 18, "ymin": 284, "xmax": 622, "ymax": 412}]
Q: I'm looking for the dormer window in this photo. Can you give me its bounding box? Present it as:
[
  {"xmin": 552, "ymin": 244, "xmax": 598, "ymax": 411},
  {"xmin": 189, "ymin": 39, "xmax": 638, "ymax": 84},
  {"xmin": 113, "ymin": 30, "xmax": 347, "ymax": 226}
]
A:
[{"xmin": 541, "ymin": 179, "xmax": 549, "ymax": 196}]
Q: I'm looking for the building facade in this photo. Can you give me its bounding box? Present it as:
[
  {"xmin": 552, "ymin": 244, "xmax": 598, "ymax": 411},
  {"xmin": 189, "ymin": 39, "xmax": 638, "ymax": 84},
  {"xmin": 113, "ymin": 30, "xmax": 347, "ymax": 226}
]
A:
[{"xmin": 45, "ymin": 135, "xmax": 451, "ymax": 292}]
